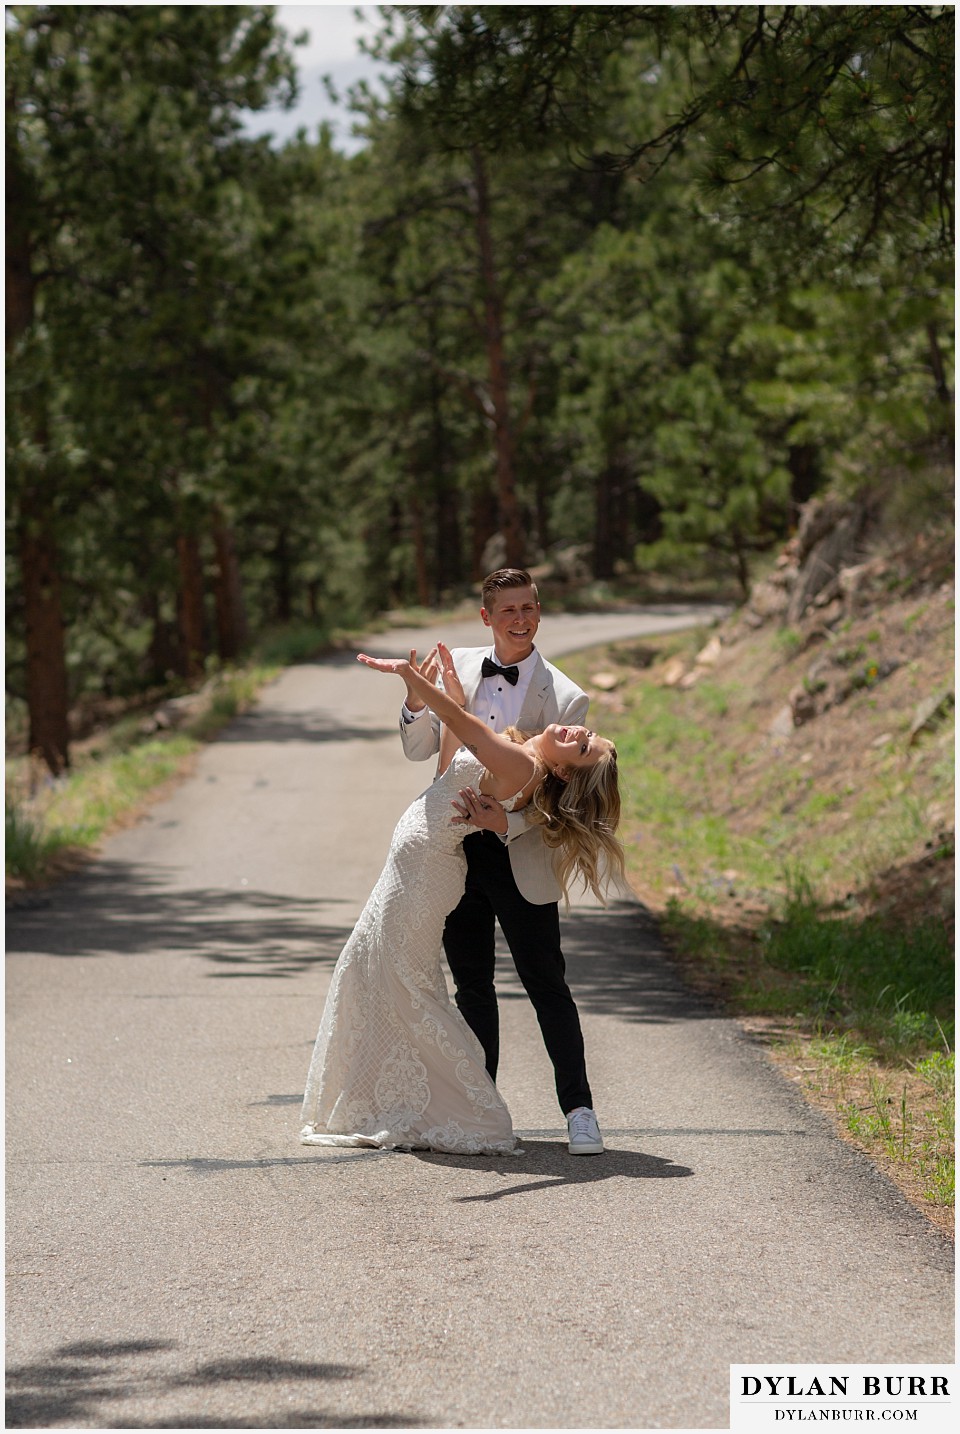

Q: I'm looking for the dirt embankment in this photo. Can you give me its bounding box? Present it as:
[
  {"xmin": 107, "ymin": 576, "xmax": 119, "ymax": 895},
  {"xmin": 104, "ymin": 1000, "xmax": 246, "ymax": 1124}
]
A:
[
  {"xmin": 573, "ymin": 495, "xmax": 954, "ymax": 1236},
  {"xmin": 592, "ymin": 495, "xmax": 955, "ymax": 925},
  {"xmin": 721, "ymin": 499, "xmax": 954, "ymax": 923}
]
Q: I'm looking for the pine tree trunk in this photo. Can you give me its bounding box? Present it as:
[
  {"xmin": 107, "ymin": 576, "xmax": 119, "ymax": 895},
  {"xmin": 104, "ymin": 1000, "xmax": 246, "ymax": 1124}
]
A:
[
  {"xmin": 176, "ymin": 532, "xmax": 206, "ymax": 679},
  {"xmin": 534, "ymin": 467, "xmax": 550, "ymax": 557},
  {"xmin": 6, "ymin": 117, "xmax": 34, "ymax": 349},
  {"xmin": 732, "ymin": 532, "xmax": 751, "ymax": 600},
  {"xmin": 634, "ymin": 484, "xmax": 662, "ymax": 546},
  {"xmin": 788, "ymin": 443, "xmax": 821, "ymax": 511},
  {"xmin": 142, "ymin": 593, "xmax": 178, "ymax": 684},
  {"xmin": 429, "ymin": 357, "xmax": 461, "ymax": 592},
  {"xmin": 471, "ymin": 488, "xmax": 499, "ymax": 579},
  {"xmin": 211, "ymin": 509, "xmax": 248, "ymax": 660},
  {"xmin": 387, "ymin": 497, "xmax": 405, "ymax": 604},
  {"xmin": 273, "ymin": 528, "xmax": 293, "ymax": 622},
  {"xmin": 8, "ymin": 143, "xmax": 71, "ymax": 773},
  {"xmin": 595, "ymin": 446, "xmax": 635, "ymax": 578},
  {"xmin": 472, "ymin": 150, "xmax": 524, "ymax": 569},
  {"xmin": 410, "ymin": 493, "xmax": 431, "ymax": 608},
  {"xmin": 435, "ymin": 484, "xmax": 462, "ymax": 595},
  {"xmin": 594, "ymin": 462, "xmax": 616, "ymax": 579},
  {"xmin": 927, "ymin": 321, "xmax": 952, "ymax": 405},
  {"xmin": 20, "ymin": 506, "xmax": 71, "ymax": 773},
  {"xmin": 613, "ymin": 473, "xmax": 631, "ymax": 565}
]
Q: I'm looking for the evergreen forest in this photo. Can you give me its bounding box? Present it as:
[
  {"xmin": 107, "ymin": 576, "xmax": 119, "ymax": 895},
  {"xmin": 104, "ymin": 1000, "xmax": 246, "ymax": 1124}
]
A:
[{"xmin": 7, "ymin": 4, "xmax": 954, "ymax": 775}]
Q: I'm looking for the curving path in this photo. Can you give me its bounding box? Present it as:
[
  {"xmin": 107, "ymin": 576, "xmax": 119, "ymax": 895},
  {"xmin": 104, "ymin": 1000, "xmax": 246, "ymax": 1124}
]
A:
[{"xmin": 5, "ymin": 603, "xmax": 953, "ymax": 1429}]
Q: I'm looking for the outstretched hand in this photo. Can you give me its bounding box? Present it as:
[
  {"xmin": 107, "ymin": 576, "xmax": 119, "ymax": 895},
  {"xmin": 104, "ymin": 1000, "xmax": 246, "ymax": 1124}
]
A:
[
  {"xmin": 357, "ymin": 643, "xmax": 466, "ymax": 718},
  {"xmin": 356, "ymin": 649, "xmax": 422, "ymax": 707},
  {"xmin": 356, "ymin": 651, "xmax": 414, "ymax": 677},
  {"xmin": 357, "ymin": 646, "xmax": 456, "ymax": 717}
]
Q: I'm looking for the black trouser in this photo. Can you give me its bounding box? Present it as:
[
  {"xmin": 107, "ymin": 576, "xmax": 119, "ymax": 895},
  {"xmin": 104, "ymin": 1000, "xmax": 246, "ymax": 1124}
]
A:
[{"xmin": 442, "ymin": 831, "xmax": 593, "ymax": 1116}]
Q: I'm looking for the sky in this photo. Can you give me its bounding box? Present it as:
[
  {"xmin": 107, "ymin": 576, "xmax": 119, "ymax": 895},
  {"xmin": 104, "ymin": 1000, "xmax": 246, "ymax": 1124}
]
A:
[{"xmin": 242, "ymin": 4, "xmax": 392, "ymax": 150}]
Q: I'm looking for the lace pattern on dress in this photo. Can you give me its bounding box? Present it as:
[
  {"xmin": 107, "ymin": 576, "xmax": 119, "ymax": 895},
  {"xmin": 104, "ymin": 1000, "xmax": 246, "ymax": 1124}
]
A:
[{"xmin": 300, "ymin": 748, "xmax": 518, "ymax": 1155}]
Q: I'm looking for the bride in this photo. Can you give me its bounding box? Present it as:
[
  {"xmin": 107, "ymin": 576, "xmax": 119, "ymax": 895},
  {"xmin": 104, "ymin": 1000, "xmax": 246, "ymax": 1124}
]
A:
[{"xmin": 299, "ymin": 642, "xmax": 623, "ymax": 1155}]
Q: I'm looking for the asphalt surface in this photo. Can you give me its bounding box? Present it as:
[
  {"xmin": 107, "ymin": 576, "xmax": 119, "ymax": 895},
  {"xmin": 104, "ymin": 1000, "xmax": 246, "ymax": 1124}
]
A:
[{"xmin": 5, "ymin": 604, "xmax": 954, "ymax": 1430}]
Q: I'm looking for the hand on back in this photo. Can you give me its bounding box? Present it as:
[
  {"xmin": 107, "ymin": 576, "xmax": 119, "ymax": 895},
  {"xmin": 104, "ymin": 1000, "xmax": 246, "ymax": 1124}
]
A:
[{"xmin": 450, "ymin": 786, "xmax": 509, "ymax": 834}]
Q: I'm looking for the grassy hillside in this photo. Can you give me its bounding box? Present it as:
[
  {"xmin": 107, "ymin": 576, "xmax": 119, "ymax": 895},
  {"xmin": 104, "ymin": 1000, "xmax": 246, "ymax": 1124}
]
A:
[{"xmin": 562, "ymin": 524, "xmax": 954, "ymax": 1235}]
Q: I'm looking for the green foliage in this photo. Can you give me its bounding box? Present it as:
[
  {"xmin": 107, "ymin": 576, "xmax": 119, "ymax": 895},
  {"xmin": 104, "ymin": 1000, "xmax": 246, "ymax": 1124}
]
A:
[
  {"xmin": 398, "ymin": 5, "xmax": 953, "ymax": 264},
  {"xmin": 6, "ymin": 4, "xmax": 954, "ymax": 768},
  {"xmin": 914, "ymin": 1050, "xmax": 955, "ymax": 1096},
  {"xmin": 254, "ymin": 623, "xmax": 334, "ymax": 666},
  {"xmin": 760, "ymin": 880, "xmax": 954, "ymax": 1055},
  {"xmin": 774, "ymin": 628, "xmax": 804, "ymax": 659},
  {"xmin": 663, "ymin": 892, "xmax": 955, "ymax": 1207},
  {"xmin": 641, "ymin": 363, "xmax": 791, "ymax": 592},
  {"xmin": 7, "ymin": 7, "xmax": 357, "ymax": 726},
  {"xmin": 4, "ymin": 659, "xmax": 279, "ymax": 881},
  {"xmin": 4, "ymin": 799, "xmax": 75, "ymax": 880}
]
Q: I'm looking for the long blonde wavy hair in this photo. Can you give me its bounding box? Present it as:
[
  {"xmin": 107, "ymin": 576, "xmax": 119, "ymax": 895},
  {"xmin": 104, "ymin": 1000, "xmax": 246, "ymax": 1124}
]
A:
[{"xmin": 496, "ymin": 727, "xmax": 625, "ymax": 905}]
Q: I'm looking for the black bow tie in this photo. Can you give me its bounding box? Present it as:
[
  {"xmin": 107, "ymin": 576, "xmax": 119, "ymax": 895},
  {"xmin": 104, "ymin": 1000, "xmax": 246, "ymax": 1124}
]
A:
[{"xmin": 481, "ymin": 657, "xmax": 520, "ymax": 686}]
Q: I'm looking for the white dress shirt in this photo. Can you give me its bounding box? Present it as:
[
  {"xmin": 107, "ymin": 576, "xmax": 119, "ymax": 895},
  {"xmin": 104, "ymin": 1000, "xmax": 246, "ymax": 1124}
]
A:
[
  {"xmin": 471, "ymin": 647, "xmax": 539, "ymax": 732},
  {"xmin": 401, "ymin": 647, "xmax": 540, "ymax": 733}
]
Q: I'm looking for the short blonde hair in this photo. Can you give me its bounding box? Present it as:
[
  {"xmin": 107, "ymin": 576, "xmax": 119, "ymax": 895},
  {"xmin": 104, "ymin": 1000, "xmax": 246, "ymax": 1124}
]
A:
[{"xmin": 481, "ymin": 568, "xmax": 538, "ymax": 608}]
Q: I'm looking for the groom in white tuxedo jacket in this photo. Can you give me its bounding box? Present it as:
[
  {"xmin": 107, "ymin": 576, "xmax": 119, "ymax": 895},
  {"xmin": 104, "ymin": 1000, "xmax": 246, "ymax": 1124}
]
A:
[{"xmin": 399, "ymin": 568, "xmax": 605, "ymax": 1155}]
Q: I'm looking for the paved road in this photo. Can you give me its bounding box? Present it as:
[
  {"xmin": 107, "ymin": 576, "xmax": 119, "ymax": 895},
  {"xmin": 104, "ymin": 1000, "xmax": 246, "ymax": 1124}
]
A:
[{"xmin": 5, "ymin": 605, "xmax": 953, "ymax": 1430}]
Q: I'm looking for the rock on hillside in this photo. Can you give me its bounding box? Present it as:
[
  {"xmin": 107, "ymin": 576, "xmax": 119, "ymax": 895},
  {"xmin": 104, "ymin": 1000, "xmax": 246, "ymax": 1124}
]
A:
[{"xmin": 587, "ymin": 497, "xmax": 954, "ymax": 924}]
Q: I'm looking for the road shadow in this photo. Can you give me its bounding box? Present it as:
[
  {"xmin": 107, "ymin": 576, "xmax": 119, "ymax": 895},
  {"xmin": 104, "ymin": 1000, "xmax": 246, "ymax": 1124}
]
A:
[
  {"xmin": 215, "ymin": 643, "xmax": 430, "ymax": 746},
  {"xmin": 217, "ymin": 710, "xmax": 396, "ymax": 746},
  {"xmin": 5, "ymin": 861, "xmax": 352, "ymax": 978},
  {"xmin": 414, "ymin": 1140, "xmax": 693, "ymax": 1200},
  {"xmin": 7, "ymin": 880, "xmax": 722, "ymax": 1014},
  {"xmin": 492, "ymin": 899, "xmax": 721, "ymax": 1025},
  {"xmin": 140, "ymin": 1152, "xmax": 398, "ymax": 1175},
  {"xmin": 5, "ymin": 1340, "xmax": 423, "ymax": 1428}
]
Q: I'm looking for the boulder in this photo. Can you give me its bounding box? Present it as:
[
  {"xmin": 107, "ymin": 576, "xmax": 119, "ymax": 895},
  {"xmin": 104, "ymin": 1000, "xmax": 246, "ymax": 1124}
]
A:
[
  {"xmin": 748, "ymin": 579, "xmax": 790, "ymax": 620},
  {"xmin": 769, "ymin": 704, "xmax": 795, "ymax": 738},
  {"xmin": 479, "ymin": 532, "xmax": 508, "ymax": 574},
  {"xmin": 787, "ymin": 504, "xmax": 867, "ymax": 623},
  {"xmin": 660, "ymin": 657, "xmax": 687, "ymax": 687},
  {"xmin": 695, "ymin": 636, "xmax": 724, "ymax": 667},
  {"xmin": 789, "ymin": 686, "xmax": 818, "ymax": 726},
  {"xmin": 908, "ymin": 689, "xmax": 955, "ymax": 745},
  {"xmin": 795, "ymin": 496, "xmax": 853, "ymax": 562},
  {"xmin": 805, "ymin": 655, "xmax": 831, "ymax": 687},
  {"xmin": 545, "ymin": 543, "xmax": 590, "ymax": 583}
]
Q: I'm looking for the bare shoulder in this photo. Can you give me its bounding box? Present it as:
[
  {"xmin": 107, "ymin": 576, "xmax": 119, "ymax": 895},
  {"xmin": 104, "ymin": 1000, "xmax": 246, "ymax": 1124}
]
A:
[{"xmin": 478, "ymin": 772, "xmax": 536, "ymax": 807}]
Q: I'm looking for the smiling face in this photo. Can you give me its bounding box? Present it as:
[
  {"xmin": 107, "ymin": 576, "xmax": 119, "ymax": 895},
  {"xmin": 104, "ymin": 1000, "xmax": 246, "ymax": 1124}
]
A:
[
  {"xmin": 539, "ymin": 724, "xmax": 616, "ymax": 781},
  {"xmin": 480, "ymin": 583, "xmax": 541, "ymax": 664}
]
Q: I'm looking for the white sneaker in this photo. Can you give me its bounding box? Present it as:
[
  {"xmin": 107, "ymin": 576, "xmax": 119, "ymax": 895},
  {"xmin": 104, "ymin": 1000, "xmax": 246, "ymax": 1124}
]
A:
[{"xmin": 566, "ymin": 1106, "xmax": 604, "ymax": 1155}]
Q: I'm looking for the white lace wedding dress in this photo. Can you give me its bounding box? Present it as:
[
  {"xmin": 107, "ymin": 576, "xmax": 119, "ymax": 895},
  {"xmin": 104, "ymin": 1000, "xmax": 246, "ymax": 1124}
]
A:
[{"xmin": 299, "ymin": 748, "xmax": 518, "ymax": 1154}]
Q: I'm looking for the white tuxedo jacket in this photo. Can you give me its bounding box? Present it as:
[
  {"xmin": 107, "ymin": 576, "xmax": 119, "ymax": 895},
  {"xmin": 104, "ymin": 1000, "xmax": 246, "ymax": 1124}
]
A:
[{"xmin": 399, "ymin": 646, "xmax": 589, "ymax": 904}]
